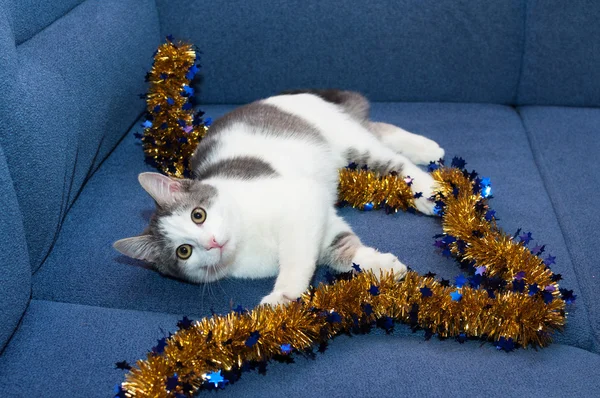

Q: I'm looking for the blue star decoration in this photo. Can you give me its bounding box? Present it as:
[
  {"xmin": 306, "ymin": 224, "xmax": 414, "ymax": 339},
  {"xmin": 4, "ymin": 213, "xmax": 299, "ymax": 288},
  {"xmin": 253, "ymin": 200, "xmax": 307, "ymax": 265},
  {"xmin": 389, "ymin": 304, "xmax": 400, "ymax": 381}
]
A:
[
  {"xmin": 515, "ymin": 271, "xmax": 526, "ymax": 280},
  {"xmin": 451, "ymin": 156, "xmax": 466, "ymax": 169},
  {"xmin": 455, "ymin": 333, "xmax": 467, "ymax": 344},
  {"xmin": 450, "ymin": 290, "xmax": 462, "ymax": 301},
  {"xmin": 362, "ymin": 303, "xmax": 373, "ymax": 316},
  {"xmin": 369, "ymin": 285, "xmax": 380, "ymax": 296},
  {"xmin": 455, "ymin": 274, "xmax": 467, "ymax": 288},
  {"xmin": 496, "ymin": 336, "xmax": 515, "ymax": 352},
  {"xmin": 142, "ymin": 120, "xmax": 152, "ymax": 128},
  {"xmin": 480, "ymin": 177, "xmax": 492, "ymax": 198},
  {"xmin": 484, "ymin": 210, "xmax": 496, "ymax": 221},
  {"xmin": 352, "ymin": 263, "xmax": 362, "ymax": 273},
  {"xmin": 475, "ymin": 266, "xmax": 487, "ymax": 275},
  {"xmin": 177, "ymin": 316, "xmax": 193, "ymax": 330},
  {"xmin": 326, "ymin": 310, "xmax": 342, "ymax": 323},
  {"xmin": 233, "ymin": 305, "xmax": 247, "ymax": 315},
  {"xmin": 363, "ymin": 202, "xmax": 374, "ymax": 211},
  {"xmin": 427, "ymin": 161, "xmax": 439, "ymax": 172},
  {"xmin": 204, "ymin": 117, "xmax": 213, "ymax": 126},
  {"xmin": 114, "ymin": 384, "xmax": 127, "ymax": 398},
  {"xmin": 528, "ymin": 283, "xmax": 539, "ymax": 296},
  {"xmin": 542, "ymin": 291, "xmax": 554, "ymax": 304},
  {"xmin": 532, "ymin": 244, "xmax": 545, "ymax": 255},
  {"xmin": 114, "ymin": 361, "xmax": 131, "ymax": 370},
  {"xmin": 166, "ymin": 97, "xmax": 175, "ymax": 105},
  {"xmin": 519, "ymin": 232, "xmax": 533, "ymax": 245},
  {"xmin": 186, "ymin": 64, "xmax": 199, "ymax": 80},
  {"xmin": 245, "ymin": 331, "xmax": 260, "ymax": 348},
  {"xmin": 559, "ymin": 288, "xmax": 577, "ymax": 304},
  {"xmin": 166, "ymin": 373, "xmax": 179, "ymax": 391},
  {"xmin": 204, "ymin": 370, "xmax": 228, "ymax": 388},
  {"xmin": 420, "ymin": 287, "xmax": 433, "ymax": 297},
  {"xmin": 152, "ymin": 337, "xmax": 167, "ymax": 354},
  {"xmin": 544, "ymin": 255, "xmax": 556, "ymax": 266},
  {"xmin": 280, "ymin": 344, "xmax": 292, "ymax": 355}
]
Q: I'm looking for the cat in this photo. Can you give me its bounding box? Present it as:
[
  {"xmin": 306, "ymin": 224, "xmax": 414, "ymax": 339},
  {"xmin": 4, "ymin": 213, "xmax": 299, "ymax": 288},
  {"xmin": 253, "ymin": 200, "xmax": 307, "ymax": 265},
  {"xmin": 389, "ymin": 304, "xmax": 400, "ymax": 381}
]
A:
[{"xmin": 114, "ymin": 89, "xmax": 444, "ymax": 305}]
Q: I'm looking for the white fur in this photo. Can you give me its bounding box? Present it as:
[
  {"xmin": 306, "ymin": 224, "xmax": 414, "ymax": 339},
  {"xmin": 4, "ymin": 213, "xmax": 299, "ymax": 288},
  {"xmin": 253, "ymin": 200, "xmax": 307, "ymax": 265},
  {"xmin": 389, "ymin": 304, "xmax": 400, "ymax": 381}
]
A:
[{"xmin": 123, "ymin": 93, "xmax": 444, "ymax": 305}]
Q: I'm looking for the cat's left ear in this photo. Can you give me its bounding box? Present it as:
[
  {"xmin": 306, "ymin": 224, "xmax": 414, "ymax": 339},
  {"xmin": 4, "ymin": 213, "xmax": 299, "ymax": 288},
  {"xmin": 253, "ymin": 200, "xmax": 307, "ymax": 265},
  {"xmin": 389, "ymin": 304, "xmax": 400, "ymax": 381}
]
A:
[
  {"xmin": 113, "ymin": 235, "xmax": 158, "ymax": 263},
  {"xmin": 138, "ymin": 172, "xmax": 183, "ymax": 207}
]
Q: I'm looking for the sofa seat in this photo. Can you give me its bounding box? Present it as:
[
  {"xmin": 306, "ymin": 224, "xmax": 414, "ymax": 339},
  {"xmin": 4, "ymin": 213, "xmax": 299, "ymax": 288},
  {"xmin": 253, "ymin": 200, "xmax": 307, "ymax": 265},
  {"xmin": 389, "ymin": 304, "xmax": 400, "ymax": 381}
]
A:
[
  {"xmin": 0, "ymin": 301, "xmax": 598, "ymax": 397},
  {"xmin": 519, "ymin": 106, "xmax": 600, "ymax": 351},
  {"xmin": 9, "ymin": 102, "xmax": 595, "ymax": 395}
]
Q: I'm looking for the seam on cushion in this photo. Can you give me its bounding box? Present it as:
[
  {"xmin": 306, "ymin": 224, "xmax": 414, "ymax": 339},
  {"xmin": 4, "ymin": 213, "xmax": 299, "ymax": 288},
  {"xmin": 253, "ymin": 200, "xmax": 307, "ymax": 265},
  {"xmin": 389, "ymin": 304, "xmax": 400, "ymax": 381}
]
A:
[
  {"xmin": 33, "ymin": 109, "xmax": 145, "ymax": 276},
  {"xmin": 516, "ymin": 107, "xmax": 600, "ymax": 352},
  {"xmin": 0, "ymin": 288, "xmax": 32, "ymax": 357},
  {"xmin": 513, "ymin": 0, "xmax": 530, "ymax": 105},
  {"xmin": 30, "ymin": 298, "xmax": 185, "ymax": 319},
  {"xmin": 15, "ymin": 0, "xmax": 88, "ymax": 46}
]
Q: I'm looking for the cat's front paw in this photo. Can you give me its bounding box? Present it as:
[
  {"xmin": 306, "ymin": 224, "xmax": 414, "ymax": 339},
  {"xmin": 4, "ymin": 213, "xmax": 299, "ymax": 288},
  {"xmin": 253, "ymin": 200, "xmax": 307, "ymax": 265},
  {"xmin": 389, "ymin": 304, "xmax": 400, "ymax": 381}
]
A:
[
  {"xmin": 405, "ymin": 137, "xmax": 445, "ymax": 166},
  {"xmin": 353, "ymin": 248, "xmax": 408, "ymax": 280},
  {"xmin": 260, "ymin": 291, "xmax": 295, "ymax": 307},
  {"xmin": 405, "ymin": 167, "xmax": 438, "ymax": 216}
]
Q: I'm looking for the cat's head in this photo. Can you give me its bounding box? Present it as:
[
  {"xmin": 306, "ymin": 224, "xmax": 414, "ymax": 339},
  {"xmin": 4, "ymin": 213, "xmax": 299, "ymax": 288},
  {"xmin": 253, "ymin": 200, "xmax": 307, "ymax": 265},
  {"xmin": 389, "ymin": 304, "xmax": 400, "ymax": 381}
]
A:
[{"xmin": 113, "ymin": 172, "xmax": 237, "ymax": 283}]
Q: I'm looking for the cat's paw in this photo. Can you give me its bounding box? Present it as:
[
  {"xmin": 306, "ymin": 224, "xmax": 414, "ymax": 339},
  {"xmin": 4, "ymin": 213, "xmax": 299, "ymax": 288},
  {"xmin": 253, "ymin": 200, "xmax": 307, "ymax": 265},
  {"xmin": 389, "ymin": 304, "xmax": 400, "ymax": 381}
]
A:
[
  {"xmin": 353, "ymin": 248, "xmax": 408, "ymax": 280},
  {"xmin": 405, "ymin": 167, "xmax": 438, "ymax": 216},
  {"xmin": 403, "ymin": 137, "xmax": 445, "ymax": 166},
  {"xmin": 260, "ymin": 291, "xmax": 294, "ymax": 307}
]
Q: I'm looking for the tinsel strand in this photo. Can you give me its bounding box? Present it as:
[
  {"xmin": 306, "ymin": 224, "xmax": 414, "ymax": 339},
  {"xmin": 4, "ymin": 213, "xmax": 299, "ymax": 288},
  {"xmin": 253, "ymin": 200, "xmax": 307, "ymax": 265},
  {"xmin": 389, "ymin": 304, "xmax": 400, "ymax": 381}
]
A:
[{"xmin": 123, "ymin": 41, "xmax": 572, "ymax": 397}]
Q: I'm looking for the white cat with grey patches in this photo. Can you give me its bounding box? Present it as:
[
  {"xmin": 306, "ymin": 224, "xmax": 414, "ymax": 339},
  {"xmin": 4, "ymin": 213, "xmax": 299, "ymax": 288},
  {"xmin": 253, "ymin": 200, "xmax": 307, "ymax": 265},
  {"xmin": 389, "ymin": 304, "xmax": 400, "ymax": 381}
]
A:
[{"xmin": 114, "ymin": 90, "xmax": 444, "ymax": 305}]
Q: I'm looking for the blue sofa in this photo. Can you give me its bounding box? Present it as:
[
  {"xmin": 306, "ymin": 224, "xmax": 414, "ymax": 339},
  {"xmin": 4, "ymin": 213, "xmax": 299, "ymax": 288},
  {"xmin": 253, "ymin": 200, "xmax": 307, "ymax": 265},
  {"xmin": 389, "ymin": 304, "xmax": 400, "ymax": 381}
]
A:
[{"xmin": 1, "ymin": 0, "xmax": 599, "ymax": 396}]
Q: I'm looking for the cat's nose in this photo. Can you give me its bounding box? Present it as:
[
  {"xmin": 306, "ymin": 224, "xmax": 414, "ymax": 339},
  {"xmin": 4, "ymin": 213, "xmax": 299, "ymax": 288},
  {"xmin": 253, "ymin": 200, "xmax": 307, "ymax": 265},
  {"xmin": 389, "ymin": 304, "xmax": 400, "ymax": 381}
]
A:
[{"xmin": 207, "ymin": 236, "xmax": 223, "ymax": 250}]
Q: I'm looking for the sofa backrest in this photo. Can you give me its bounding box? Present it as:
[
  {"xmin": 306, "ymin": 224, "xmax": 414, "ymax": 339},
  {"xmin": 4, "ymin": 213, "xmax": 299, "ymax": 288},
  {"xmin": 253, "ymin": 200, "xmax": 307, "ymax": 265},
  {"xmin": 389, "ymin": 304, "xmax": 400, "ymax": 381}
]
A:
[
  {"xmin": 518, "ymin": 0, "xmax": 600, "ymax": 107},
  {"xmin": 0, "ymin": 0, "xmax": 160, "ymax": 350},
  {"xmin": 157, "ymin": 0, "xmax": 526, "ymax": 105}
]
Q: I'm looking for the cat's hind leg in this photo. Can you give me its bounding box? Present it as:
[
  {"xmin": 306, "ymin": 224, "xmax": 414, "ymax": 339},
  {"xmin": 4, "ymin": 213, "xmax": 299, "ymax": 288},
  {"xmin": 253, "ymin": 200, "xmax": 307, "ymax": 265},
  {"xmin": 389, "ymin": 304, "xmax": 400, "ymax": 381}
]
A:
[
  {"xmin": 319, "ymin": 211, "xmax": 408, "ymax": 279},
  {"xmin": 369, "ymin": 122, "xmax": 444, "ymax": 166}
]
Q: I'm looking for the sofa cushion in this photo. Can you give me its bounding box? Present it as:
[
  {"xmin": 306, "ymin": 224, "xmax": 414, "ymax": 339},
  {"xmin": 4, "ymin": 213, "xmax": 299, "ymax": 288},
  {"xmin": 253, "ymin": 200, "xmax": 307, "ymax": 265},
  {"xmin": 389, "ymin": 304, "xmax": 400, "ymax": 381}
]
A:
[
  {"xmin": 0, "ymin": 300, "xmax": 598, "ymax": 397},
  {"xmin": 0, "ymin": 145, "xmax": 30, "ymax": 351},
  {"xmin": 32, "ymin": 102, "xmax": 594, "ymax": 351},
  {"xmin": 0, "ymin": 0, "xmax": 160, "ymax": 270},
  {"xmin": 519, "ymin": 106, "xmax": 600, "ymax": 352},
  {"xmin": 157, "ymin": 0, "xmax": 524, "ymax": 104},
  {"xmin": 0, "ymin": 300, "xmax": 180, "ymax": 397},
  {"xmin": 518, "ymin": 0, "xmax": 600, "ymax": 106}
]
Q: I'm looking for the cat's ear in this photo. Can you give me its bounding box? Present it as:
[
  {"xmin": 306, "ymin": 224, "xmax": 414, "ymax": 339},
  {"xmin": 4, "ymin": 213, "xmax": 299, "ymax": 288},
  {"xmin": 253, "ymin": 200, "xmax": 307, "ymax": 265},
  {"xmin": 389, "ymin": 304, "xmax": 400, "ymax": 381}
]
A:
[
  {"xmin": 138, "ymin": 172, "xmax": 183, "ymax": 206},
  {"xmin": 113, "ymin": 235, "xmax": 158, "ymax": 263}
]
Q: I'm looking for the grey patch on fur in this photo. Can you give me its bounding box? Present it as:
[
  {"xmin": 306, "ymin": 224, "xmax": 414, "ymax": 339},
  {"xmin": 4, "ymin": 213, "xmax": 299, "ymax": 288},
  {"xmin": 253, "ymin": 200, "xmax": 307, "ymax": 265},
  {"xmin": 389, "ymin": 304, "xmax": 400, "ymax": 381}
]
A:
[
  {"xmin": 345, "ymin": 148, "xmax": 370, "ymax": 166},
  {"xmin": 195, "ymin": 156, "xmax": 278, "ymax": 180},
  {"xmin": 345, "ymin": 148, "xmax": 402, "ymax": 174},
  {"xmin": 190, "ymin": 136, "xmax": 222, "ymax": 174},
  {"xmin": 328, "ymin": 231, "xmax": 361, "ymax": 265},
  {"xmin": 138, "ymin": 181, "xmax": 218, "ymax": 277},
  {"xmin": 281, "ymin": 89, "xmax": 370, "ymax": 121},
  {"xmin": 206, "ymin": 102, "xmax": 324, "ymax": 143}
]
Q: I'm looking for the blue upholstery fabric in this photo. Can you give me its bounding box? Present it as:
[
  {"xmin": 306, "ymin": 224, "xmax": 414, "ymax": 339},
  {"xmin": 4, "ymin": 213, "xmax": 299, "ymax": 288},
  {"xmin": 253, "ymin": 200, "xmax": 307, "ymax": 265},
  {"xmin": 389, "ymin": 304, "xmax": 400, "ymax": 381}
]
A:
[
  {"xmin": 32, "ymin": 103, "xmax": 594, "ymax": 351},
  {"xmin": 0, "ymin": 145, "xmax": 30, "ymax": 351},
  {"xmin": 0, "ymin": 300, "xmax": 599, "ymax": 397},
  {"xmin": 9, "ymin": 0, "xmax": 85, "ymax": 45},
  {"xmin": 0, "ymin": 300, "xmax": 180, "ymax": 397},
  {"xmin": 518, "ymin": 0, "xmax": 600, "ymax": 106},
  {"xmin": 0, "ymin": 0, "xmax": 160, "ymax": 270},
  {"xmin": 157, "ymin": 0, "xmax": 524, "ymax": 104},
  {"xmin": 519, "ymin": 106, "xmax": 600, "ymax": 352}
]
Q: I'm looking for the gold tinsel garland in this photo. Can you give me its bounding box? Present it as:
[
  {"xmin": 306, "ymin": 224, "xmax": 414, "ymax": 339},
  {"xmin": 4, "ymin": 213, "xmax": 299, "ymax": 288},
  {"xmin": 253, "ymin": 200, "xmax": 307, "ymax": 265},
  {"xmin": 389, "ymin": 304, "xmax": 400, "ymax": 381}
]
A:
[
  {"xmin": 139, "ymin": 38, "xmax": 208, "ymax": 177},
  {"xmin": 121, "ymin": 39, "xmax": 573, "ymax": 397}
]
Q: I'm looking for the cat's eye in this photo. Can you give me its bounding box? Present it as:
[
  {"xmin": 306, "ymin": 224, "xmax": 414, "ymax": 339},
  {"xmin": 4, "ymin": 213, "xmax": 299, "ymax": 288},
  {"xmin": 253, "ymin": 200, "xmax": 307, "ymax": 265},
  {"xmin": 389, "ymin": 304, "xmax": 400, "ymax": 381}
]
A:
[
  {"xmin": 176, "ymin": 244, "xmax": 193, "ymax": 260},
  {"xmin": 191, "ymin": 207, "xmax": 207, "ymax": 224}
]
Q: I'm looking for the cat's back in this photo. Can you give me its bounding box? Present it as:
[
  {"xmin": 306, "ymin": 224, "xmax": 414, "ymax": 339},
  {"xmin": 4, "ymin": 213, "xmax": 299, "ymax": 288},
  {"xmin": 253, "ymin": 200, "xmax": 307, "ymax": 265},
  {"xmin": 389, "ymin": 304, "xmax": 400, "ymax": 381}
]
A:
[{"xmin": 190, "ymin": 94, "xmax": 348, "ymax": 183}]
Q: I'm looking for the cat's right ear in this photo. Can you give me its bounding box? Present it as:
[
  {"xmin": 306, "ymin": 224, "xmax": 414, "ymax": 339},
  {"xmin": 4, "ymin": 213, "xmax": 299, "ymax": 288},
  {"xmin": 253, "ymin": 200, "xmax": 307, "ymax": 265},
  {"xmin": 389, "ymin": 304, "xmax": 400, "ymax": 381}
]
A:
[
  {"xmin": 113, "ymin": 235, "xmax": 157, "ymax": 263},
  {"xmin": 138, "ymin": 172, "xmax": 182, "ymax": 207}
]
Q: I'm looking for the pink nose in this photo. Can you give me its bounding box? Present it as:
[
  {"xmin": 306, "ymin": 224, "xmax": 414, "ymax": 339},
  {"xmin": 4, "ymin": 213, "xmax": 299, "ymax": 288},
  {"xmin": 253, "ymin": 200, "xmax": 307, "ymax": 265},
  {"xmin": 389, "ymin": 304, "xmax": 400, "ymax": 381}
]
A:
[{"xmin": 208, "ymin": 237, "xmax": 223, "ymax": 250}]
